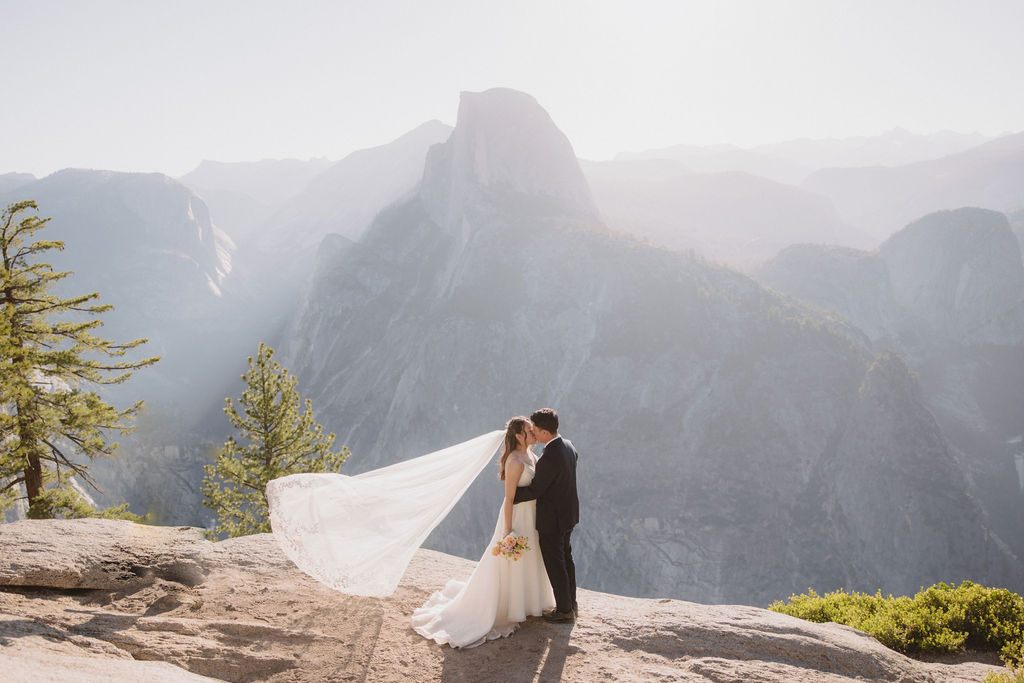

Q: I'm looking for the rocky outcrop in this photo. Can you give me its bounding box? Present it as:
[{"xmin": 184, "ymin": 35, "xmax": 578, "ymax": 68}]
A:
[
  {"xmin": 0, "ymin": 519, "xmax": 1006, "ymax": 682},
  {"xmin": 879, "ymin": 208, "xmax": 1024, "ymax": 345},
  {"xmin": 419, "ymin": 88, "xmax": 598, "ymax": 229}
]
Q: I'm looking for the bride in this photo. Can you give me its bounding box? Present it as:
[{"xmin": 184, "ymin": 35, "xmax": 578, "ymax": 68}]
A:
[
  {"xmin": 265, "ymin": 416, "xmax": 555, "ymax": 648},
  {"xmin": 411, "ymin": 416, "xmax": 555, "ymax": 647}
]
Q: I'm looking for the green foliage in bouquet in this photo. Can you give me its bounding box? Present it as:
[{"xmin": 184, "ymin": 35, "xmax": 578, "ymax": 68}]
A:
[
  {"xmin": 202, "ymin": 343, "xmax": 349, "ymax": 539},
  {"xmin": 770, "ymin": 581, "xmax": 1024, "ymax": 679},
  {"xmin": 0, "ymin": 200, "xmax": 157, "ymax": 521}
]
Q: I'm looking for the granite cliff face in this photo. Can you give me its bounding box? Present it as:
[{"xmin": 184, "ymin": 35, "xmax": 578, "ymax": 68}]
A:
[
  {"xmin": 756, "ymin": 207, "xmax": 1024, "ymax": 565},
  {"xmin": 0, "ymin": 170, "xmax": 240, "ymax": 407},
  {"xmin": 281, "ymin": 89, "xmax": 1018, "ymax": 604},
  {"xmin": 0, "ymin": 171, "xmax": 257, "ymax": 524},
  {"xmin": 878, "ymin": 208, "xmax": 1024, "ymax": 345},
  {"xmin": 419, "ymin": 88, "xmax": 597, "ymax": 229}
]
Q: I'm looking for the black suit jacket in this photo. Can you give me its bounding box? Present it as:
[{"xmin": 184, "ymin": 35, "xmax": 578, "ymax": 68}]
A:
[{"xmin": 513, "ymin": 436, "xmax": 579, "ymax": 534}]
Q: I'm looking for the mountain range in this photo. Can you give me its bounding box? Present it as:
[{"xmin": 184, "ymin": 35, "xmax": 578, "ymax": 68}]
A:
[
  {"xmin": 757, "ymin": 207, "xmax": 1024, "ymax": 557},
  {"xmin": 1, "ymin": 89, "xmax": 1021, "ymax": 604},
  {"xmin": 619, "ymin": 128, "xmax": 993, "ymax": 185},
  {"xmin": 803, "ymin": 133, "xmax": 1024, "ymax": 242},
  {"xmin": 581, "ymin": 159, "xmax": 862, "ymax": 268}
]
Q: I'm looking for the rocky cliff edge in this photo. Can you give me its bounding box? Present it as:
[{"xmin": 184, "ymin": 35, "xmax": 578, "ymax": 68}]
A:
[{"xmin": 0, "ymin": 519, "xmax": 1004, "ymax": 682}]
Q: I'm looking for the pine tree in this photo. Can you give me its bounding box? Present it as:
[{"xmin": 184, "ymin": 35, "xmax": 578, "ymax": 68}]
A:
[
  {"xmin": 0, "ymin": 200, "xmax": 159, "ymax": 519},
  {"xmin": 202, "ymin": 342, "xmax": 349, "ymax": 538}
]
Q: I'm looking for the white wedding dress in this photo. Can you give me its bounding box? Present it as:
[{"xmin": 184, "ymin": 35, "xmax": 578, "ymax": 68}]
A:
[
  {"xmin": 265, "ymin": 429, "xmax": 554, "ymax": 647},
  {"xmin": 411, "ymin": 454, "xmax": 556, "ymax": 648}
]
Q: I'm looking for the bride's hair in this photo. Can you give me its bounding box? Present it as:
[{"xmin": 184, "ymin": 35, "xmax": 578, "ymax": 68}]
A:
[{"xmin": 499, "ymin": 416, "xmax": 529, "ymax": 481}]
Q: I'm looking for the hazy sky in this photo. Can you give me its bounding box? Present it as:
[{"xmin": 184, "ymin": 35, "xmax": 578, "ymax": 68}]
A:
[{"xmin": 3, "ymin": 0, "xmax": 1023, "ymax": 177}]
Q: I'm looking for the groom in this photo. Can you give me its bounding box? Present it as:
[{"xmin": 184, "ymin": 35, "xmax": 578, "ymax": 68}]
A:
[{"xmin": 514, "ymin": 408, "xmax": 579, "ymax": 623}]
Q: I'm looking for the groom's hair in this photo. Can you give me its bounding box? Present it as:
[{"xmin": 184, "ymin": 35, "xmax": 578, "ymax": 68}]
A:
[{"xmin": 530, "ymin": 408, "xmax": 558, "ymax": 434}]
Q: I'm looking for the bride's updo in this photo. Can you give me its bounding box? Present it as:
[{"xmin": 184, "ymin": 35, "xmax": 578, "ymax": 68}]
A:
[{"xmin": 499, "ymin": 416, "xmax": 529, "ymax": 481}]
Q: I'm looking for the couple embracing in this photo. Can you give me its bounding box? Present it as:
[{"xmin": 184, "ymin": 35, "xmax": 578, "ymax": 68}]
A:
[
  {"xmin": 412, "ymin": 408, "xmax": 580, "ymax": 647},
  {"xmin": 266, "ymin": 408, "xmax": 580, "ymax": 650}
]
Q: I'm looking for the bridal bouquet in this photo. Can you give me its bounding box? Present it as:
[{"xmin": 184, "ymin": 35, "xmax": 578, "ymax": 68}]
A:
[{"xmin": 491, "ymin": 534, "xmax": 530, "ymax": 561}]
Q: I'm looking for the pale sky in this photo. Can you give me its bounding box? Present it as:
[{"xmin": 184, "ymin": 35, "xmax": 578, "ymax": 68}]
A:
[{"xmin": 3, "ymin": 0, "xmax": 1023, "ymax": 178}]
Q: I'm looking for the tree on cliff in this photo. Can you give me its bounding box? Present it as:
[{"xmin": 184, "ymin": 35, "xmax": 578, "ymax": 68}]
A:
[
  {"xmin": 0, "ymin": 200, "xmax": 159, "ymax": 519},
  {"xmin": 202, "ymin": 342, "xmax": 349, "ymax": 538}
]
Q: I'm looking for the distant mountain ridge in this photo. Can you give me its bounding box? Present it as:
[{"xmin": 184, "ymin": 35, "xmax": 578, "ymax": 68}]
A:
[
  {"xmin": 803, "ymin": 132, "xmax": 1024, "ymax": 242},
  {"xmin": 620, "ymin": 128, "xmax": 995, "ymax": 185},
  {"xmin": 582, "ymin": 160, "xmax": 862, "ymax": 268},
  {"xmin": 180, "ymin": 157, "xmax": 333, "ymax": 207},
  {"xmin": 262, "ymin": 120, "xmax": 452, "ymax": 248},
  {"xmin": 179, "ymin": 157, "xmax": 334, "ymax": 240},
  {"xmin": 0, "ymin": 172, "xmax": 36, "ymax": 194}
]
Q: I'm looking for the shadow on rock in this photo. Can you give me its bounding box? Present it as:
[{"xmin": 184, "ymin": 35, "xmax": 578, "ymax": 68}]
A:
[{"xmin": 440, "ymin": 619, "xmax": 575, "ymax": 682}]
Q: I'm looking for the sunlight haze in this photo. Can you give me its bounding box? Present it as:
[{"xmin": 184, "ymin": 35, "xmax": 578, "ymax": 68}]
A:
[{"xmin": 2, "ymin": 0, "xmax": 1023, "ymax": 176}]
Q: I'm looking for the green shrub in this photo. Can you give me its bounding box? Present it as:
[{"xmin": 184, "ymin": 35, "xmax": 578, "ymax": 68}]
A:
[
  {"xmin": 770, "ymin": 581, "xmax": 1024, "ymax": 672},
  {"xmin": 985, "ymin": 663, "xmax": 1024, "ymax": 683}
]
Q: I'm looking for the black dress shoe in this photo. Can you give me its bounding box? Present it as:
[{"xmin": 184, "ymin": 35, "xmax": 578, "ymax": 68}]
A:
[{"xmin": 542, "ymin": 610, "xmax": 576, "ymax": 624}]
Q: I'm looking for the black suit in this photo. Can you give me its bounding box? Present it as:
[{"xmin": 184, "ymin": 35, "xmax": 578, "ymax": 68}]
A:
[{"xmin": 513, "ymin": 436, "xmax": 579, "ymax": 613}]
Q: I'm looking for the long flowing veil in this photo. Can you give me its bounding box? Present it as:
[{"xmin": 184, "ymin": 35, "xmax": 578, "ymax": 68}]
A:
[{"xmin": 266, "ymin": 429, "xmax": 505, "ymax": 597}]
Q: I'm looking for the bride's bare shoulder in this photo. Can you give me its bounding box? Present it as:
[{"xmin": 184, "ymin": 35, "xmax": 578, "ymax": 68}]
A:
[{"xmin": 506, "ymin": 450, "xmax": 530, "ymax": 467}]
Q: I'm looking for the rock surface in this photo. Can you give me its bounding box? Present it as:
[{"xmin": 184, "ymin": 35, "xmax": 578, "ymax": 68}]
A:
[
  {"xmin": 0, "ymin": 519, "xmax": 1006, "ymax": 682},
  {"xmin": 878, "ymin": 208, "xmax": 1024, "ymax": 345}
]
